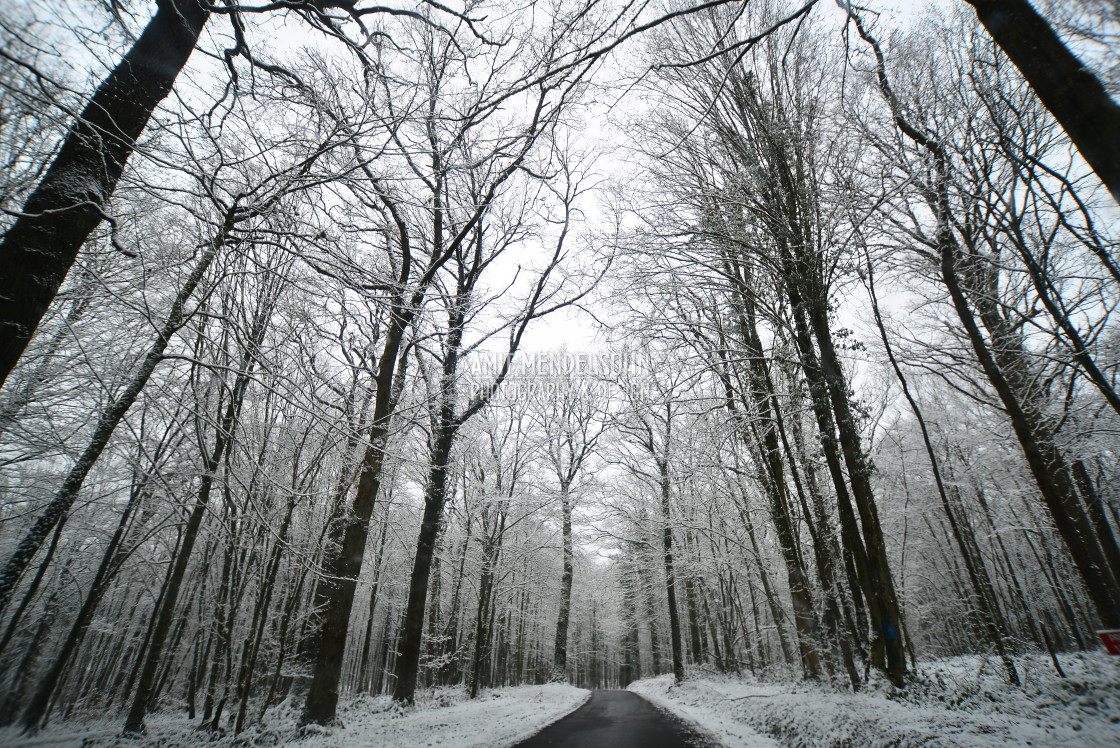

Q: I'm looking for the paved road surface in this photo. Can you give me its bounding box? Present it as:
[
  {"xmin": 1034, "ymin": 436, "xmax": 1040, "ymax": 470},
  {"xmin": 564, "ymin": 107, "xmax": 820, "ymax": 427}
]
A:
[{"xmin": 513, "ymin": 690, "xmax": 713, "ymax": 748}]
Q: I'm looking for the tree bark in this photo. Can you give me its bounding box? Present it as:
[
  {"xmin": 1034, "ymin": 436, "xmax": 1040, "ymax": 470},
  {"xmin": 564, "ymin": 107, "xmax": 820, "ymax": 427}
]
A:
[
  {"xmin": 964, "ymin": 0, "xmax": 1120, "ymax": 203},
  {"xmin": 657, "ymin": 458, "xmax": 685, "ymax": 683},
  {"xmin": 392, "ymin": 420, "xmax": 456, "ymax": 704},
  {"xmin": 469, "ymin": 530, "xmax": 503, "ymax": 698},
  {"xmin": 0, "ymin": 0, "xmax": 210, "ymax": 386},
  {"xmin": 551, "ymin": 482, "xmax": 574, "ymax": 681},
  {"xmin": 356, "ymin": 512, "xmax": 391, "ymax": 695},
  {"xmin": 717, "ymin": 282, "xmax": 823, "ymax": 678}
]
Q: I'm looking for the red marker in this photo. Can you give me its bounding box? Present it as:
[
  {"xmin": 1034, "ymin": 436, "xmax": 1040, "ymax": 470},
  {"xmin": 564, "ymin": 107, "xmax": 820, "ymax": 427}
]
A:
[{"xmin": 1098, "ymin": 630, "xmax": 1120, "ymax": 655}]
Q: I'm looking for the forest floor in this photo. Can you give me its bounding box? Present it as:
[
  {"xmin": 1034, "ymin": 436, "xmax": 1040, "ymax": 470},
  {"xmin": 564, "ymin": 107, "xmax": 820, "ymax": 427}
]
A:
[
  {"xmin": 630, "ymin": 652, "xmax": 1120, "ymax": 747},
  {"xmin": 0, "ymin": 683, "xmax": 590, "ymax": 748}
]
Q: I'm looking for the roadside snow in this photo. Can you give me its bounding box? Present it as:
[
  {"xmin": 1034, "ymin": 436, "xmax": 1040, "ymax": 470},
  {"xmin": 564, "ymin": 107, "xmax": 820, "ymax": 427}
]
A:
[
  {"xmin": 298, "ymin": 684, "xmax": 591, "ymax": 748},
  {"xmin": 630, "ymin": 677, "xmax": 781, "ymax": 747},
  {"xmin": 630, "ymin": 653, "xmax": 1120, "ymax": 747},
  {"xmin": 0, "ymin": 683, "xmax": 590, "ymax": 748}
]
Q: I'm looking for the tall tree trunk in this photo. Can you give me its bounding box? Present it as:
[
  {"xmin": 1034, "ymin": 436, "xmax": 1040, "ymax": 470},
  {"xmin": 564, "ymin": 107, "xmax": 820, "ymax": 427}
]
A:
[
  {"xmin": 356, "ymin": 512, "xmax": 391, "ymax": 695},
  {"xmin": 717, "ymin": 285, "xmax": 822, "ymax": 678},
  {"xmin": 741, "ymin": 505, "xmax": 794, "ymax": 668},
  {"xmin": 785, "ymin": 299, "xmax": 891, "ymax": 675},
  {"xmin": 300, "ymin": 249, "xmax": 418, "ymax": 724},
  {"xmin": 439, "ymin": 519, "xmax": 471, "ymax": 686},
  {"xmin": 806, "ymin": 300, "xmax": 906, "ymax": 685},
  {"xmin": 1073, "ymin": 461, "xmax": 1120, "ymax": 585},
  {"xmin": 619, "ymin": 560, "xmax": 641, "ymax": 686},
  {"xmin": 469, "ymin": 536, "xmax": 501, "ymax": 698},
  {"xmin": 657, "ymin": 459, "xmax": 685, "ymax": 683},
  {"xmin": 639, "ymin": 559, "xmax": 663, "ymax": 672},
  {"xmin": 552, "ymin": 481, "xmax": 574, "ymax": 681},
  {"xmin": 233, "ymin": 495, "xmax": 298, "ymax": 732},
  {"xmin": 683, "ymin": 572, "xmax": 705, "ymax": 665},
  {"xmin": 201, "ymin": 519, "xmax": 237, "ymax": 727},
  {"xmin": 0, "ymin": 0, "xmax": 210, "ymax": 386},
  {"xmin": 392, "ymin": 421, "xmax": 456, "ymax": 704}
]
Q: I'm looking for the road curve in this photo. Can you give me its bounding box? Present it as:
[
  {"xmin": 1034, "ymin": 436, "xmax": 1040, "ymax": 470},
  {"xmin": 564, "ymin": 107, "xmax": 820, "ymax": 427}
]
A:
[{"xmin": 512, "ymin": 689, "xmax": 714, "ymax": 748}]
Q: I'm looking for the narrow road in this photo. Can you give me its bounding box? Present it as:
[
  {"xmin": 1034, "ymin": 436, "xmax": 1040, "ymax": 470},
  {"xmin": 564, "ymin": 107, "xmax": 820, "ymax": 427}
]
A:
[{"xmin": 514, "ymin": 690, "xmax": 713, "ymax": 748}]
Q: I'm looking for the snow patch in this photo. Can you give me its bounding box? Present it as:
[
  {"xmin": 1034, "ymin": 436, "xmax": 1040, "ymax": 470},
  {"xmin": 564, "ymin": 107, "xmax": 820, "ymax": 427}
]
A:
[
  {"xmin": 629, "ymin": 654, "xmax": 1120, "ymax": 747},
  {"xmin": 630, "ymin": 674, "xmax": 781, "ymax": 748},
  {"xmin": 0, "ymin": 684, "xmax": 590, "ymax": 748}
]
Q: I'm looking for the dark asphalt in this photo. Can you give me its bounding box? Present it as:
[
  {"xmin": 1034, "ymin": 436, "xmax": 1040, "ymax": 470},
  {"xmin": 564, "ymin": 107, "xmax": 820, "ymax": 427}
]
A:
[{"xmin": 513, "ymin": 690, "xmax": 713, "ymax": 748}]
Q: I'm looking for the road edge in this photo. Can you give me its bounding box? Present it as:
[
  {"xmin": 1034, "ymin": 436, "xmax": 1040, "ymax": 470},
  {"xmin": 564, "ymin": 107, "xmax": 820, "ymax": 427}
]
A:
[{"xmin": 497, "ymin": 686, "xmax": 594, "ymax": 747}]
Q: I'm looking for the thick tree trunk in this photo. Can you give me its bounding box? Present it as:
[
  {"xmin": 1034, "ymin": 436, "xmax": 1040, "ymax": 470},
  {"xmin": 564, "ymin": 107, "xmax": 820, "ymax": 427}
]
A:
[
  {"xmin": 807, "ymin": 302, "xmax": 907, "ymax": 685},
  {"xmin": 741, "ymin": 505, "xmax": 794, "ymax": 667},
  {"xmin": 786, "ymin": 299, "xmax": 892, "ymax": 675},
  {"xmin": 0, "ymin": 0, "xmax": 210, "ymax": 386},
  {"xmin": 201, "ymin": 522, "xmax": 237, "ymax": 728},
  {"xmin": 392, "ymin": 423, "xmax": 456, "ymax": 704},
  {"xmin": 964, "ymin": 0, "xmax": 1120, "ymax": 203},
  {"xmin": 657, "ymin": 460, "xmax": 685, "ymax": 683},
  {"xmin": 1073, "ymin": 461, "xmax": 1120, "ymax": 585},
  {"xmin": 552, "ymin": 483, "xmax": 574, "ymax": 681},
  {"xmin": 785, "ymin": 390, "xmax": 868, "ymax": 674},
  {"xmin": 300, "ymin": 419, "xmax": 393, "ymax": 722},
  {"xmin": 300, "ymin": 255, "xmax": 418, "ymax": 724},
  {"xmin": 392, "ymin": 268, "xmax": 527, "ymax": 701}
]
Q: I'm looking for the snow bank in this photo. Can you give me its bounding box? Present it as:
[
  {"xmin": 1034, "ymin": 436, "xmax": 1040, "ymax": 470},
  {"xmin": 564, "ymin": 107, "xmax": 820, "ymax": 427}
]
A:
[
  {"xmin": 297, "ymin": 683, "xmax": 591, "ymax": 748},
  {"xmin": 0, "ymin": 683, "xmax": 590, "ymax": 748},
  {"xmin": 629, "ymin": 653, "xmax": 1120, "ymax": 747},
  {"xmin": 629, "ymin": 675, "xmax": 781, "ymax": 747}
]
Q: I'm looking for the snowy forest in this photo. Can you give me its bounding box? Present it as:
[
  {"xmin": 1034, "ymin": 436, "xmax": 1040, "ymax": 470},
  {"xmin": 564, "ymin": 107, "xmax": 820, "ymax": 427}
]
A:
[{"xmin": 0, "ymin": 0, "xmax": 1118, "ymax": 745}]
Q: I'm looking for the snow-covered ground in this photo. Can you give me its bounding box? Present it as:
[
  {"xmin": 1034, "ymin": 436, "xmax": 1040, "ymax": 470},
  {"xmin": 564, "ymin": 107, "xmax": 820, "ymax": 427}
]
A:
[
  {"xmin": 630, "ymin": 653, "xmax": 1120, "ymax": 747},
  {"xmin": 0, "ymin": 683, "xmax": 590, "ymax": 748}
]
